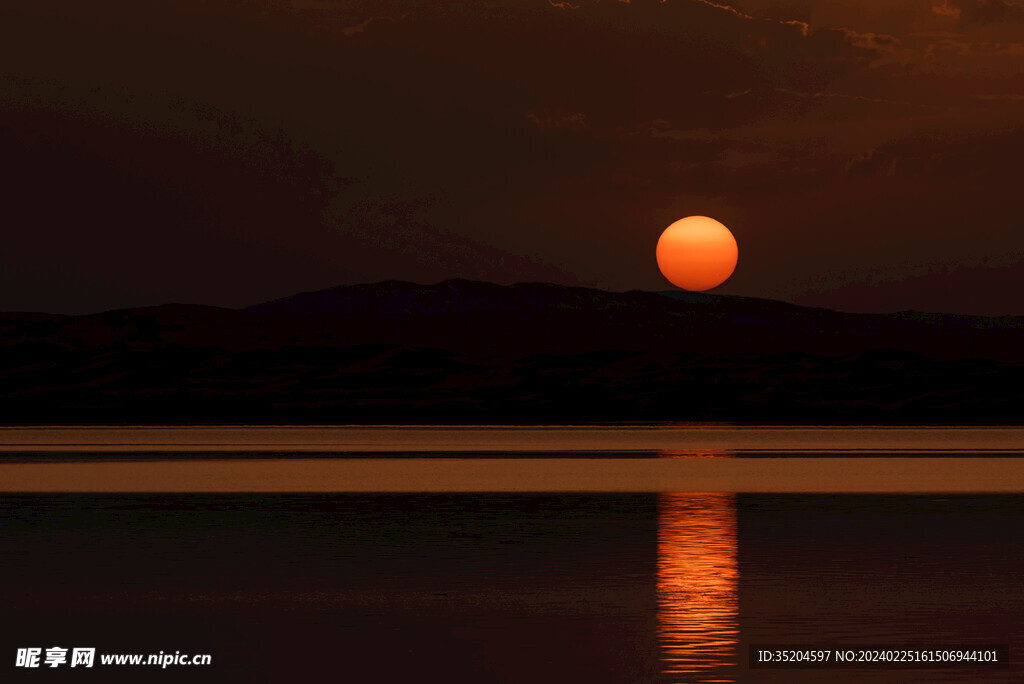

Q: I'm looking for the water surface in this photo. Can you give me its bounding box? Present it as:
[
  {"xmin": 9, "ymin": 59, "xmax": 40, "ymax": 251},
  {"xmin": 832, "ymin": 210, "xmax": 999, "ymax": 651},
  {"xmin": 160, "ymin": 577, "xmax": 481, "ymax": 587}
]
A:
[
  {"xmin": 1, "ymin": 427, "xmax": 1021, "ymax": 682},
  {"xmin": 1, "ymin": 492, "xmax": 1020, "ymax": 682}
]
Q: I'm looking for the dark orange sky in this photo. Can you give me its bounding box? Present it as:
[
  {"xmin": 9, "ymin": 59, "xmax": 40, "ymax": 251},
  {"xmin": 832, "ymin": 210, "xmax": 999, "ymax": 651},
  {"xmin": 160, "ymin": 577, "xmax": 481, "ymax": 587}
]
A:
[{"xmin": 2, "ymin": 0, "xmax": 1023, "ymax": 314}]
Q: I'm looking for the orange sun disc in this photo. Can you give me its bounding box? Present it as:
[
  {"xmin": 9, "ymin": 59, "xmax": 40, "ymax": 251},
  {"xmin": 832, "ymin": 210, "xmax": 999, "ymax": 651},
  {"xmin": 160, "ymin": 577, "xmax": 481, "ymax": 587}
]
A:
[{"xmin": 656, "ymin": 216, "xmax": 738, "ymax": 291}]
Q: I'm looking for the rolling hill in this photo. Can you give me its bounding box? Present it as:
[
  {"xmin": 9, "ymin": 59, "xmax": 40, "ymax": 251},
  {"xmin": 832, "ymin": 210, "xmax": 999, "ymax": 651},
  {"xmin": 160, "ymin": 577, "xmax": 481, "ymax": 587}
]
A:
[{"xmin": 1, "ymin": 279, "xmax": 1022, "ymax": 423}]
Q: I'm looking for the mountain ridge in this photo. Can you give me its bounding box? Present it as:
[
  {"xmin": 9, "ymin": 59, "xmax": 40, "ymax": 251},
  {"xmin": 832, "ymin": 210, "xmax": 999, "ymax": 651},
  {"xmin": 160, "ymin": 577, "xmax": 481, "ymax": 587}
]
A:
[
  {"xmin": 2, "ymin": 279, "xmax": 1023, "ymax": 423},
  {"xmin": 7, "ymin": 278, "xmax": 1021, "ymax": 330}
]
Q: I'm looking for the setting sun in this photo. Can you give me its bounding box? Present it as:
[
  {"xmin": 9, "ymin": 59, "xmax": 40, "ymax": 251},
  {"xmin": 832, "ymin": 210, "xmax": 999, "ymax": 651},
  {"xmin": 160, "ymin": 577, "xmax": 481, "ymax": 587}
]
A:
[{"xmin": 656, "ymin": 216, "xmax": 738, "ymax": 291}]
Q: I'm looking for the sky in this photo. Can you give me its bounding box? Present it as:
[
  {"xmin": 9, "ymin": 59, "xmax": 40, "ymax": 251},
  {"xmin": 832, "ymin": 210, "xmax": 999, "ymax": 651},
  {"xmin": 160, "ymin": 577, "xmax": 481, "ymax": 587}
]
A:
[{"xmin": 2, "ymin": 0, "xmax": 1024, "ymax": 315}]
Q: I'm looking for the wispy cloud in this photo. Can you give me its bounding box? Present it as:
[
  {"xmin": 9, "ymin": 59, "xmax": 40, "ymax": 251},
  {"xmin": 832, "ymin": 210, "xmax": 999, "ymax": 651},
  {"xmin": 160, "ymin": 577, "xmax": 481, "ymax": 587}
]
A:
[
  {"xmin": 931, "ymin": 0, "xmax": 1024, "ymax": 26},
  {"xmin": 693, "ymin": 0, "xmax": 810, "ymax": 35},
  {"xmin": 341, "ymin": 13, "xmax": 407, "ymax": 38},
  {"xmin": 932, "ymin": 0, "xmax": 962, "ymax": 19}
]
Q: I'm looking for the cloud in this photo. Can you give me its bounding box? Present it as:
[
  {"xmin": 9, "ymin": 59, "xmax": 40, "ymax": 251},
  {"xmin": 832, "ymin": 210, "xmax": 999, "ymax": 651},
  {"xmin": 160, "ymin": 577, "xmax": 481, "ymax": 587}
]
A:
[
  {"xmin": 844, "ymin": 149, "xmax": 950, "ymax": 180},
  {"xmin": 932, "ymin": 0, "xmax": 1024, "ymax": 25},
  {"xmin": 971, "ymin": 91, "xmax": 1024, "ymax": 99},
  {"xmin": 340, "ymin": 13, "xmax": 407, "ymax": 37},
  {"xmin": 523, "ymin": 108, "xmax": 588, "ymax": 132},
  {"xmin": 932, "ymin": 0, "xmax": 963, "ymax": 20},
  {"xmin": 916, "ymin": 36, "xmax": 1024, "ymax": 75},
  {"xmin": 928, "ymin": 38, "xmax": 1024, "ymax": 56},
  {"xmin": 693, "ymin": 0, "xmax": 810, "ymax": 35}
]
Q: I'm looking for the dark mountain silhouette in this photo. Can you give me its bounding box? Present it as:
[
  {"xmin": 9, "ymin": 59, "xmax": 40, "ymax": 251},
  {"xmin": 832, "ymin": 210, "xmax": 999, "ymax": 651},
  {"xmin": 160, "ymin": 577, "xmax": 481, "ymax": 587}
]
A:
[
  {"xmin": 2, "ymin": 279, "xmax": 1023, "ymax": 424},
  {"xmin": 245, "ymin": 279, "xmax": 1024, "ymax": 357}
]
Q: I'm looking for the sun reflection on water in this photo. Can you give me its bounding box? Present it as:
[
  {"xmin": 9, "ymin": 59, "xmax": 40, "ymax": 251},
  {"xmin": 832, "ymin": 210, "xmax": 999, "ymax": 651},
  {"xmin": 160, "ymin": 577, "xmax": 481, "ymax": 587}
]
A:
[{"xmin": 657, "ymin": 492, "xmax": 739, "ymax": 683}]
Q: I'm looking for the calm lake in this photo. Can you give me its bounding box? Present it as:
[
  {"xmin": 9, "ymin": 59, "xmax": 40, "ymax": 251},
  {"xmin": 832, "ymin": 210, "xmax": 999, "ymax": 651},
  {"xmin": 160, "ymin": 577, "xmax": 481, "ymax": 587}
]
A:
[{"xmin": 1, "ymin": 426, "xmax": 1022, "ymax": 682}]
